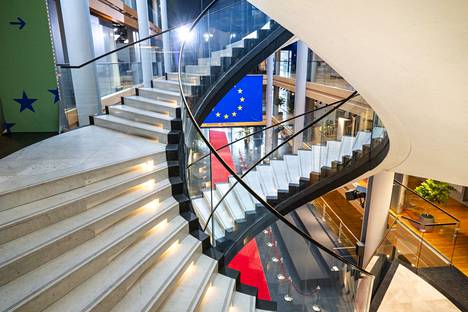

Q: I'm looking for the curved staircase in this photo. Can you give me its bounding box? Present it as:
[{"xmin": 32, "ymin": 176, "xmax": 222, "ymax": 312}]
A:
[{"xmin": 0, "ymin": 85, "xmax": 263, "ymax": 312}]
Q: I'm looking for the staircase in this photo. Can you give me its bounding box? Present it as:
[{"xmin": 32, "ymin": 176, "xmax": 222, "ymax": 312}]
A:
[
  {"xmin": 0, "ymin": 85, "xmax": 266, "ymax": 311},
  {"xmin": 192, "ymin": 129, "xmax": 385, "ymax": 243}
]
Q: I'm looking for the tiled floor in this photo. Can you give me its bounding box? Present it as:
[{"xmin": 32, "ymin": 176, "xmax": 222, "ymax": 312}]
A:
[
  {"xmin": 0, "ymin": 126, "xmax": 165, "ymax": 195},
  {"xmin": 378, "ymin": 264, "xmax": 460, "ymax": 311}
]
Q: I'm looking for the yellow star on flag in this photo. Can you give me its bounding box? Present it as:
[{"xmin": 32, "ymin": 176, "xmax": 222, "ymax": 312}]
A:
[
  {"xmin": 237, "ymin": 88, "xmax": 243, "ymax": 94},
  {"xmin": 237, "ymin": 105, "xmax": 243, "ymax": 111},
  {"xmin": 224, "ymin": 114, "xmax": 229, "ymax": 119},
  {"xmin": 232, "ymin": 112, "xmax": 237, "ymax": 117},
  {"xmin": 216, "ymin": 112, "xmax": 221, "ymax": 117},
  {"xmin": 240, "ymin": 97, "xmax": 245, "ymax": 102}
]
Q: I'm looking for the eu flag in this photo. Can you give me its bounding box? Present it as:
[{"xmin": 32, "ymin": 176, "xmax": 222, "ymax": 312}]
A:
[{"xmin": 203, "ymin": 75, "xmax": 263, "ymax": 125}]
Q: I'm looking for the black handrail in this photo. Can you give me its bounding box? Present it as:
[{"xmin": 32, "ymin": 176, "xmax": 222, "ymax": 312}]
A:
[
  {"xmin": 186, "ymin": 95, "xmax": 357, "ymax": 168},
  {"xmin": 56, "ymin": 23, "xmax": 189, "ymax": 69},
  {"xmin": 202, "ymin": 91, "xmax": 358, "ymax": 232},
  {"xmin": 393, "ymin": 180, "xmax": 460, "ymax": 222},
  {"xmin": 177, "ymin": 1, "xmax": 372, "ymax": 275}
]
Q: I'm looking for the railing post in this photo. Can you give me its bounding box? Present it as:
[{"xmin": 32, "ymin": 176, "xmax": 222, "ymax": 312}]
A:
[{"xmin": 338, "ymin": 222, "xmax": 343, "ymax": 243}]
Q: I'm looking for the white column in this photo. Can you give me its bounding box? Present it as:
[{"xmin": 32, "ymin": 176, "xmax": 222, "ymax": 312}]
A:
[
  {"xmin": 137, "ymin": 0, "xmax": 153, "ymax": 87},
  {"xmin": 159, "ymin": 0, "xmax": 172, "ymax": 74},
  {"xmin": 309, "ymin": 51, "xmax": 318, "ymax": 82},
  {"xmin": 61, "ymin": 0, "xmax": 101, "ymax": 126},
  {"xmin": 293, "ymin": 41, "xmax": 308, "ymax": 152},
  {"xmin": 362, "ymin": 171, "xmax": 395, "ymax": 265},
  {"xmin": 265, "ymin": 54, "xmax": 275, "ymax": 153}
]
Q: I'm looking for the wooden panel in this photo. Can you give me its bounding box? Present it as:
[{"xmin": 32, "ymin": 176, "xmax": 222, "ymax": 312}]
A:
[{"xmin": 89, "ymin": 0, "xmax": 125, "ymax": 24}]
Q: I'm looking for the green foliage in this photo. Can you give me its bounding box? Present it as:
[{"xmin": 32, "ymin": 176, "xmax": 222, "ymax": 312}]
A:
[{"xmin": 414, "ymin": 179, "xmax": 454, "ymax": 204}]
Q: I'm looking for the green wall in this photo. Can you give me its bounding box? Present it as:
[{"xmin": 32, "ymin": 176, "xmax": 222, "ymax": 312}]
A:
[{"xmin": 0, "ymin": 0, "xmax": 59, "ymax": 133}]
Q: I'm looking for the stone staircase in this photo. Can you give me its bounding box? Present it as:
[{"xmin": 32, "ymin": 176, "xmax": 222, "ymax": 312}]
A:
[
  {"xmin": 0, "ymin": 80, "xmax": 267, "ymax": 311},
  {"xmin": 192, "ymin": 128, "xmax": 385, "ymax": 243}
]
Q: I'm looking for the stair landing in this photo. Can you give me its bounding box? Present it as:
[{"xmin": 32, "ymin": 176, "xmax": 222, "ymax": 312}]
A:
[{"xmin": 0, "ymin": 126, "xmax": 165, "ymax": 195}]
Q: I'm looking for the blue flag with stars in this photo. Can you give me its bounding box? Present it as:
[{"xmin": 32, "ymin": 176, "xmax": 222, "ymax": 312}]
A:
[{"xmin": 203, "ymin": 75, "xmax": 263, "ymax": 125}]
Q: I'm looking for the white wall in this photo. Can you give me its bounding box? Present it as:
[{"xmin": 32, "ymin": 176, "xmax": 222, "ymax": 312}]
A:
[{"xmin": 249, "ymin": 0, "xmax": 468, "ymax": 186}]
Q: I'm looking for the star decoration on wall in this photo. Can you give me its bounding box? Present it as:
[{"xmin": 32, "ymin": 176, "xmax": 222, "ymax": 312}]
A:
[
  {"xmin": 14, "ymin": 91, "xmax": 38, "ymax": 112},
  {"xmin": 3, "ymin": 121, "xmax": 16, "ymax": 134},
  {"xmin": 48, "ymin": 88, "xmax": 60, "ymax": 103}
]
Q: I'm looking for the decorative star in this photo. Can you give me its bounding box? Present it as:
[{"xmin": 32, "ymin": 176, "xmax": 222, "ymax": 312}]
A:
[
  {"xmin": 216, "ymin": 112, "xmax": 221, "ymax": 117},
  {"xmin": 232, "ymin": 112, "xmax": 237, "ymax": 117},
  {"xmin": 237, "ymin": 88, "xmax": 243, "ymax": 94},
  {"xmin": 48, "ymin": 88, "xmax": 59, "ymax": 103},
  {"xmin": 224, "ymin": 114, "xmax": 229, "ymax": 119},
  {"xmin": 238, "ymin": 105, "xmax": 243, "ymax": 111},
  {"xmin": 14, "ymin": 91, "xmax": 38, "ymax": 112},
  {"xmin": 3, "ymin": 121, "xmax": 16, "ymax": 134},
  {"xmin": 240, "ymin": 97, "xmax": 245, "ymax": 102}
]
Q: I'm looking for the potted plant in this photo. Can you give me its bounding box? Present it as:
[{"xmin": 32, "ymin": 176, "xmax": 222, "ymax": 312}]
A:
[{"xmin": 414, "ymin": 179, "xmax": 454, "ymax": 231}]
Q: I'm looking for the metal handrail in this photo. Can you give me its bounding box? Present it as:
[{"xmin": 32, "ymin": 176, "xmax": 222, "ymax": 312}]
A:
[
  {"xmin": 186, "ymin": 96, "xmax": 351, "ymax": 168},
  {"xmin": 56, "ymin": 22, "xmax": 190, "ymax": 69},
  {"xmin": 393, "ymin": 180, "xmax": 460, "ymax": 223},
  {"xmin": 313, "ymin": 197, "xmax": 360, "ymax": 244},
  {"xmin": 201, "ymin": 91, "xmax": 357, "ymax": 233},
  {"xmin": 178, "ymin": 0, "xmax": 373, "ymax": 275}
]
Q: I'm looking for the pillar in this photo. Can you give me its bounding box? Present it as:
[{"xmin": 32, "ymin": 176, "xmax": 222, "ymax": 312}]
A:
[
  {"xmin": 309, "ymin": 51, "xmax": 318, "ymax": 82},
  {"xmin": 274, "ymin": 51, "xmax": 281, "ymax": 75},
  {"xmin": 159, "ymin": 0, "xmax": 172, "ymax": 73},
  {"xmin": 137, "ymin": 0, "xmax": 153, "ymax": 87},
  {"xmin": 265, "ymin": 54, "xmax": 275, "ymax": 153},
  {"xmin": 360, "ymin": 171, "xmax": 395, "ymax": 265},
  {"xmin": 293, "ymin": 41, "xmax": 308, "ymax": 152},
  {"xmin": 61, "ymin": 0, "xmax": 101, "ymax": 126}
]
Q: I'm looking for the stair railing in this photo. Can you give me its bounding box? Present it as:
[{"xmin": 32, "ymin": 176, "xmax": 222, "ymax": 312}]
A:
[
  {"xmin": 201, "ymin": 91, "xmax": 357, "ymax": 232},
  {"xmin": 178, "ymin": 1, "xmax": 377, "ymax": 311}
]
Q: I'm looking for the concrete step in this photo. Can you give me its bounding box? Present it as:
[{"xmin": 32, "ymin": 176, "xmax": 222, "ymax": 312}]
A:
[
  {"xmin": 228, "ymin": 176, "xmax": 256, "ymax": 211},
  {"xmin": 257, "ymin": 165, "xmax": 278, "ymax": 198},
  {"xmin": 166, "ymin": 72, "xmax": 205, "ymax": 85},
  {"xmin": 270, "ymin": 160, "xmax": 289, "ymax": 191},
  {"xmin": 203, "ymin": 190, "xmax": 235, "ymax": 231},
  {"xmin": 158, "ymin": 253, "xmax": 218, "ymax": 312},
  {"xmin": 94, "ymin": 115, "xmax": 170, "ymax": 143},
  {"xmin": 0, "ymin": 163, "xmax": 169, "ymax": 245},
  {"xmin": 152, "ymin": 79, "xmax": 197, "ymax": 96},
  {"xmin": 185, "ymin": 64, "xmax": 212, "ymax": 75},
  {"xmin": 108, "ymin": 105, "xmax": 174, "ymax": 129},
  {"xmin": 0, "ymin": 178, "xmax": 173, "ymax": 286},
  {"xmin": 109, "ymin": 235, "xmax": 201, "ymax": 312},
  {"xmin": 197, "ymin": 273, "xmax": 236, "ymax": 312},
  {"xmin": 138, "ymin": 87, "xmax": 181, "ymax": 105},
  {"xmin": 284, "ymin": 155, "xmax": 301, "ymax": 185},
  {"xmin": 0, "ymin": 197, "xmax": 179, "ymax": 311},
  {"xmin": 123, "ymin": 95, "xmax": 179, "ymax": 117},
  {"xmin": 0, "ymin": 151, "xmax": 166, "ymax": 212},
  {"xmin": 45, "ymin": 216, "xmax": 190, "ymax": 312},
  {"xmin": 192, "ymin": 197, "xmax": 225, "ymax": 240},
  {"xmin": 230, "ymin": 291, "xmax": 256, "ymax": 312},
  {"xmin": 198, "ymin": 57, "xmax": 222, "ymax": 66},
  {"xmin": 215, "ymin": 183, "xmax": 245, "ymax": 220}
]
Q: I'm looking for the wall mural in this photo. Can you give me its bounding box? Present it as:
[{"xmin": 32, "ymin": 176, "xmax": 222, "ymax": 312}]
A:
[{"xmin": 0, "ymin": 0, "xmax": 59, "ymax": 133}]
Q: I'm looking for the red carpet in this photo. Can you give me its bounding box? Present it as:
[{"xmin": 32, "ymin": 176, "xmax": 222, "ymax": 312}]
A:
[
  {"xmin": 209, "ymin": 130, "xmax": 235, "ymax": 184},
  {"xmin": 208, "ymin": 129, "xmax": 271, "ymax": 301},
  {"xmin": 228, "ymin": 239, "xmax": 271, "ymax": 301}
]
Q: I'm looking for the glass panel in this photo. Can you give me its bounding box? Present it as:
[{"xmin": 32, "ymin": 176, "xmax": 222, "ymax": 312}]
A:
[{"xmin": 56, "ymin": 30, "xmax": 180, "ymax": 131}]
